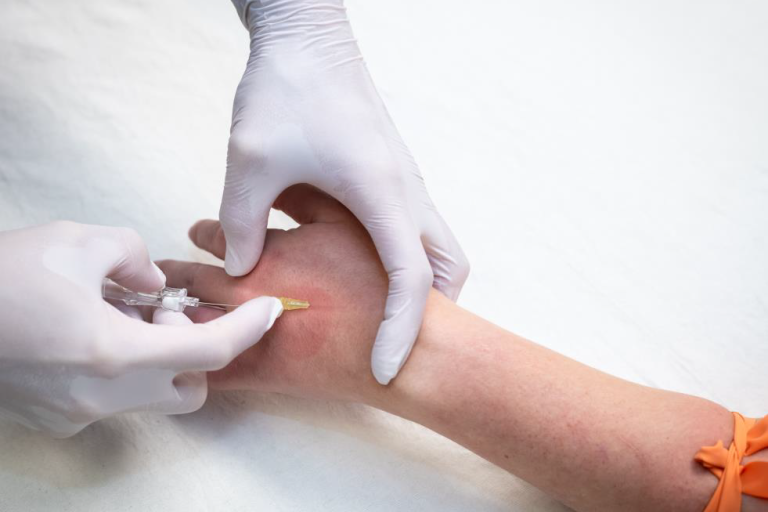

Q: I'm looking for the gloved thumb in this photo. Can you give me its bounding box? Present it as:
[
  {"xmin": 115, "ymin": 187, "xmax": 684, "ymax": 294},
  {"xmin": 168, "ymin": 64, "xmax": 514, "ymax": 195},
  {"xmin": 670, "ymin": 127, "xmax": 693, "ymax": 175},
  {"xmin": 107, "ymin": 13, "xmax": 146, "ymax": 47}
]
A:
[{"xmin": 220, "ymin": 134, "xmax": 281, "ymax": 277}]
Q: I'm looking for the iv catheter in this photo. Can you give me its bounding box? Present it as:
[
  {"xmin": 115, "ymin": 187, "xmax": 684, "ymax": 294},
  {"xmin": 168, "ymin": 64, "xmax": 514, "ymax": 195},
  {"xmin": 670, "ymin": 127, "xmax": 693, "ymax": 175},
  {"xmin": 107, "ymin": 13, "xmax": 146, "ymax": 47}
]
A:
[{"xmin": 102, "ymin": 278, "xmax": 310, "ymax": 313}]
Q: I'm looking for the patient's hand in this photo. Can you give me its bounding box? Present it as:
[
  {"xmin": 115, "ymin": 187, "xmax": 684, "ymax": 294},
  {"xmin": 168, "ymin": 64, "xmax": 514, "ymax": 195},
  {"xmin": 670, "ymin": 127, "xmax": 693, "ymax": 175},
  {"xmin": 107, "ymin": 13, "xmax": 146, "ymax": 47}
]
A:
[{"xmin": 158, "ymin": 185, "xmax": 389, "ymax": 403}]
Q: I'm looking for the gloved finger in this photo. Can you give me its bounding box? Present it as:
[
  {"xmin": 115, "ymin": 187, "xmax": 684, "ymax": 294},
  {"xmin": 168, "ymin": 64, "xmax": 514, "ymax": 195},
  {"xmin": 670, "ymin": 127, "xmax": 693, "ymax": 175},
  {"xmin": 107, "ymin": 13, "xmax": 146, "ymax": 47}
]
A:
[
  {"xmin": 154, "ymin": 260, "xmax": 235, "ymax": 305},
  {"xmin": 116, "ymin": 310, "xmax": 208, "ymax": 415},
  {"xmin": 344, "ymin": 198, "xmax": 432, "ymax": 385},
  {"xmin": 152, "ymin": 307, "xmax": 193, "ymax": 326},
  {"xmin": 123, "ymin": 295, "xmax": 283, "ymax": 372},
  {"xmin": 220, "ymin": 145, "xmax": 282, "ymax": 276},
  {"xmin": 114, "ymin": 373, "xmax": 208, "ymax": 416},
  {"xmin": 188, "ymin": 219, "xmax": 227, "ymax": 260},
  {"xmin": 272, "ymin": 184, "xmax": 350, "ymax": 225},
  {"xmin": 164, "ymin": 372, "xmax": 208, "ymax": 415},
  {"xmin": 99, "ymin": 226, "xmax": 166, "ymax": 293},
  {"xmin": 420, "ymin": 209, "xmax": 470, "ymax": 302}
]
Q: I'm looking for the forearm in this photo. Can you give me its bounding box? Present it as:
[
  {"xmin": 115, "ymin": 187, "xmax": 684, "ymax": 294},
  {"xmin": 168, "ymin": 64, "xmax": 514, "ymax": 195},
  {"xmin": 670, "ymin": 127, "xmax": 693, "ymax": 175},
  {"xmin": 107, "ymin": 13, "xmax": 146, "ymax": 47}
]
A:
[
  {"xmin": 172, "ymin": 197, "xmax": 763, "ymax": 510},
  {"xmin": 366, "ymin": 291, "xmax": 731, "ymax": 512}
]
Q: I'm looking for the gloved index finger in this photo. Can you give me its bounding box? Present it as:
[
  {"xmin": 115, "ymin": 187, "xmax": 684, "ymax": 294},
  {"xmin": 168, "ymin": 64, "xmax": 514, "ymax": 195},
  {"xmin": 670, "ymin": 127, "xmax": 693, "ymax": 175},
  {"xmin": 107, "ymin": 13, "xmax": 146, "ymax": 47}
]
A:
[
  {"xmin": 121, "ymin": 296, "xmax": 283, "ymax": 372},
  {"xmin": 92, "ymin": 225, "xmax": 166, "ymax": 293}
]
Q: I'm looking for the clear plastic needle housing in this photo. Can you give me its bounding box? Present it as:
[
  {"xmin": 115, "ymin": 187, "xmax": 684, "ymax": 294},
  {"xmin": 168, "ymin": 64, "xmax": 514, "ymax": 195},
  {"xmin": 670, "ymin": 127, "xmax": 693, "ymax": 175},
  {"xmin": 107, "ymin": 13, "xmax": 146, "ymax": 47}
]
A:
[
  {"xmin": 102, "ymin": 278, "xmax": 199, "ymax": 312},
  {"xmin": 102, "ymin": 278, "xmax": 310, "ymax": 314}
]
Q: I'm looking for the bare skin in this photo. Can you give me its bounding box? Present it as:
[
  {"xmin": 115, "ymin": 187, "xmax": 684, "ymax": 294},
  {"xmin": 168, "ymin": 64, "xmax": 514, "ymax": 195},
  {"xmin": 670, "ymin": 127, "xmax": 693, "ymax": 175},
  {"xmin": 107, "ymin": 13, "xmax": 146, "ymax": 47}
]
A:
[{"xmin": 158, "ymin": 185, "xmax": 766, "ymax": 512}]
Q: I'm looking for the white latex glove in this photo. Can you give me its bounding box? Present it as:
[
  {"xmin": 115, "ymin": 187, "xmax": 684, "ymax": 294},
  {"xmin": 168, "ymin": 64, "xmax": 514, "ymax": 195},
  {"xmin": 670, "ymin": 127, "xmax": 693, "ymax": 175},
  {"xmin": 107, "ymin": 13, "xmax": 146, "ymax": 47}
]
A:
[
  {"xmin": 223, "ymin": 0, "xmax": 469, "ymax": 385},
  {"xmin": 0, "ymin": 222, "xmax": 283, "ymax": 438}
]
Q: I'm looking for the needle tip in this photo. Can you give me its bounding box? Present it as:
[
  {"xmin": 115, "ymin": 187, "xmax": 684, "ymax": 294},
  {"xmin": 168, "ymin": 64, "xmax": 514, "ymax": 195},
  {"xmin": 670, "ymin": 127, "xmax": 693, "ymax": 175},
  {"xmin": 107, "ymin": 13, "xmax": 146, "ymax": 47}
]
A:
[{"xmin": 279, "ymin": 297, "xmax": 310, "ymax": 311}]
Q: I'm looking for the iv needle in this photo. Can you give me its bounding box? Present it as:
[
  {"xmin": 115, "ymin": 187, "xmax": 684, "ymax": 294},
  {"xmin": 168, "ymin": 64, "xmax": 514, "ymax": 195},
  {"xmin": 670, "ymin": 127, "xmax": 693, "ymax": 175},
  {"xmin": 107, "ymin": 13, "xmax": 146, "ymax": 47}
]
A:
[
  {"xmin": 197, "ymin": 302, "xmax": 239, "ymax": 311},
  {"xmin": 197, "ymin": 298, "xmax": 310, "ymax": 312}
]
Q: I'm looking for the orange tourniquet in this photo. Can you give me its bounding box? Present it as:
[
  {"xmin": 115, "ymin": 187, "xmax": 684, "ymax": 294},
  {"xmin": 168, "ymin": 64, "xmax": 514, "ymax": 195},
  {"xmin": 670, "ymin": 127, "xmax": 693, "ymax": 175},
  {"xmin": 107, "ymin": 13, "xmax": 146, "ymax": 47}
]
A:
[{"xmin": 695, "ymin": 412, "xmax": 768, "ymax": 512}]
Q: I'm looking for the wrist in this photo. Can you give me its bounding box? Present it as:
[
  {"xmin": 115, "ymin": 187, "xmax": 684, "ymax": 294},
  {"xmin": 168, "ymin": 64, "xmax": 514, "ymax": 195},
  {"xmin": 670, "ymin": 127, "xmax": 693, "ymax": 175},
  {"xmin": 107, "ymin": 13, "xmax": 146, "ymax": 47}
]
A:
[{"xmin": 361, "ymin": 291, "xmax": 482, "ymax": 423}]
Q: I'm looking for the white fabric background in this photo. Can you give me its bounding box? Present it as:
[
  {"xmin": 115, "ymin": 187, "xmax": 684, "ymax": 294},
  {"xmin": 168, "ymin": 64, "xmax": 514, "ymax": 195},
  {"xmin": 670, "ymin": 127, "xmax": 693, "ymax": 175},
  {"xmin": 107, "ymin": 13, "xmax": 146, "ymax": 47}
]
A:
[{"xmin": 1, "ymin": 1, "xmax": 767, "ymax": 511}]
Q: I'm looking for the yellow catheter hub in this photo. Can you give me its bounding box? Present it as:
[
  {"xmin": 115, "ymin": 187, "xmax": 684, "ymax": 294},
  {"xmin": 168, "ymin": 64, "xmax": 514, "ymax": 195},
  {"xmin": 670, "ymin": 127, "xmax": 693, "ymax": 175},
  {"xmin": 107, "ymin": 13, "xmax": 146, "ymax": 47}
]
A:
[{"xmin": 279, "ymin": 297, "xmax": 310, "ymax": 311}]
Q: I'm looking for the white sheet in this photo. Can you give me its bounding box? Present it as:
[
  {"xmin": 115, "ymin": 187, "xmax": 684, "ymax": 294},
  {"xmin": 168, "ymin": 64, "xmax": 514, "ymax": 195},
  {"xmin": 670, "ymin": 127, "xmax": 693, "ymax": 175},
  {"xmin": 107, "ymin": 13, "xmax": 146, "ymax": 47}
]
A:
[{"xmin": 1, "ymin": 1, "xmax": 766, "ymax": 510}]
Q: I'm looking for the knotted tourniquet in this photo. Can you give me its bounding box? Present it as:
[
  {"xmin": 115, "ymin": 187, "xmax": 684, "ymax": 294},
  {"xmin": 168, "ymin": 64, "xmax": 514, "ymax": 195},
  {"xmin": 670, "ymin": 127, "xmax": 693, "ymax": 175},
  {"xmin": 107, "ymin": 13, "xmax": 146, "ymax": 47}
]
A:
[{"xmin": 695, "ymin": 412, "xmax": 768, "ymax": 511}]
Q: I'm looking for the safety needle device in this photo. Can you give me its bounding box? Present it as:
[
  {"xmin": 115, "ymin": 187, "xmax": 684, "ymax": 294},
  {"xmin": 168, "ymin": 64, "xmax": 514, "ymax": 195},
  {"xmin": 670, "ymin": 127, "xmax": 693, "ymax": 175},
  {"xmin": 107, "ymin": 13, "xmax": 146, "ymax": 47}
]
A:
[{"xmin": 102, "ymin": 278, "xmax": 310, "ymax": 313}]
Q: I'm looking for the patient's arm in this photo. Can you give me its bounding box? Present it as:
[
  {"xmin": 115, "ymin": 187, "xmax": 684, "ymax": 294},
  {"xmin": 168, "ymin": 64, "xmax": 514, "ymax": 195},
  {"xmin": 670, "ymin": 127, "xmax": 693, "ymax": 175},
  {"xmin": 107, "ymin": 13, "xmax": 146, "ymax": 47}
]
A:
[{"xmin": 158, "ymin": 185, "xmax": 765, "ymax": 512}]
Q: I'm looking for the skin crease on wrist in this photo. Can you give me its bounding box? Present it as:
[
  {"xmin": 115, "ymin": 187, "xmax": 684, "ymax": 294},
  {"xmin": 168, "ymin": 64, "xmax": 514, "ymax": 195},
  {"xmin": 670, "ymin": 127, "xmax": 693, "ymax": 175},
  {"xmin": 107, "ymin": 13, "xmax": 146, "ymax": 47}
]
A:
[{"xmin": 157, "ymin": 185, "xmax": 765, "ymax": 512}]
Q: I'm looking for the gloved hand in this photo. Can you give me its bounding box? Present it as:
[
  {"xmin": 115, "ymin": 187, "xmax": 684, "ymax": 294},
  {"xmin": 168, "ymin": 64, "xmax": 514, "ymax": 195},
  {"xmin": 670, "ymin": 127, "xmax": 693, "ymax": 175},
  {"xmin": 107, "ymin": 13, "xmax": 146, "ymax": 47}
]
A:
[
  {"xmin": 223, "ymin": 0, "xmax": 469, "ymax": 385},
  {"xmin": 0, "ymin": 221, "xmax": 283, "ymax": 438}
]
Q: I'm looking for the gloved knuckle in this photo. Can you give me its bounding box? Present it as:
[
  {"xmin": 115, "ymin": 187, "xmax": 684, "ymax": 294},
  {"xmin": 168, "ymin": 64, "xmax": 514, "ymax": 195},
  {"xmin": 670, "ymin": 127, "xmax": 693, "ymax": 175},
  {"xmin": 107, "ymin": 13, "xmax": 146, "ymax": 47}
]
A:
[{"xmin": 227, "ymin": 130, "xmax": 264, "ymax": 166}]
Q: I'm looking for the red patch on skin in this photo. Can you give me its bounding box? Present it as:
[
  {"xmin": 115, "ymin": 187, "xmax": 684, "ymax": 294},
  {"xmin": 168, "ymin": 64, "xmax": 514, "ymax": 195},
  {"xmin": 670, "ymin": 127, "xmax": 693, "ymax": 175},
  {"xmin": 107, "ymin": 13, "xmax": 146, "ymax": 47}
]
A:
[{"xmin": 264, "ymin": 284, "xmax": 334, "ymax": 361}]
